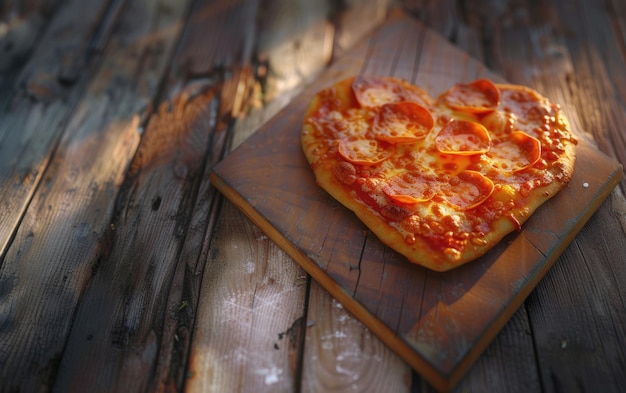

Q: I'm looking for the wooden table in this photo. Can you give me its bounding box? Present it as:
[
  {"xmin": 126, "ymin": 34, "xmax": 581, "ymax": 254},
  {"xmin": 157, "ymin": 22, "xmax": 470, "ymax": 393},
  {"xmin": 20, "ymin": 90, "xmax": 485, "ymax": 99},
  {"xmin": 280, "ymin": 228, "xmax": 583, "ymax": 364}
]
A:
[{"xmin": 1, "ymin": 0, "xmax": 625, "ymax": 392}]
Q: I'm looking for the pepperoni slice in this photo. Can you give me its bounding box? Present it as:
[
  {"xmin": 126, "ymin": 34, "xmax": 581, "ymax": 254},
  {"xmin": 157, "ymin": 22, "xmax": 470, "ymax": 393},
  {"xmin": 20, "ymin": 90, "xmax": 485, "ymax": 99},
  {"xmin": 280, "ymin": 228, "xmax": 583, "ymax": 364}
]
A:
[
  {"xmin": 440, "ymin": 79, "xmax": 501, "ymax": 114},
  {"xmin": 383, "ymin": 172, "xmax": 435, "ymax": 204},
  {"xmin": 488, "ymin": 131, "xmax": 542, "ymax": 172},
  {"xmin": 352, "ymin": 75, "xmax": 430, "ymax": 107},
  {"xmin": 444, "ymin": 170, "xmax": 494, "ymax": 210},
  {"xmin": 435, "ymin": 119, "xmax": 491, "ymax": 155},
  {"xmin": 337, "ymin": 138, "xmax": 391, "ymax": 165},
  {"xmin": 372, "ymin": 102, "xmax": 434, "ymax": 144},
  {"xmin": 312, "ymin": 79, "xmax": 359, "ymax": 114}
]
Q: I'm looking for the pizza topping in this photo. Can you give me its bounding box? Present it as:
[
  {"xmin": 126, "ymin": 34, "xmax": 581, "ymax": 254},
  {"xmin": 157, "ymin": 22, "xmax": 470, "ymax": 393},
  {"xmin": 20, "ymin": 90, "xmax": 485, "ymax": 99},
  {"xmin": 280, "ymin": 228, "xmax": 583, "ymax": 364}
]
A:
[
  {"xmin": 352, "ymin": 75, "xmax": 429, "ymax": 107},
  {"xmin": 440, "ymin": 79, "xmax": 501, "ymax": 114},
  {"xmin": 383, "ymin": 172, "xmax": 435, "ymax": 204},
  {"xmin": 435, "ymin": 119, "xmax": 491, "ymax": 155},
  {"xmin": 337, "ymin": 138, "xmax": 391, "ymax": 165},
  {"xmin": 401, "ymin": 215, "xmax": 422, "ymax": 233},
  {"xmin": 488, "ymin": 131, "xmax": 541, "ymax": 172},
  {"xmin": 481, "ymin": 110, "xmax": 517, "ymax": 135},
  {"xmin": 332, "ymin": 161, "xmax": 357, "ymax": 185},
  {"xmin": 313, "ymin": 82, "xmax": 359, "ymax": 115},
  {"xmin": 380, "ymin": 204, "xmax": 411, "ymax": 221},
  {"xmin": 373, "ymin": 101, "xmax": 434, "ymax": 143},
  {"xmin": 443, "ymin": 170, "xmax": 494, "ymax": 210}
]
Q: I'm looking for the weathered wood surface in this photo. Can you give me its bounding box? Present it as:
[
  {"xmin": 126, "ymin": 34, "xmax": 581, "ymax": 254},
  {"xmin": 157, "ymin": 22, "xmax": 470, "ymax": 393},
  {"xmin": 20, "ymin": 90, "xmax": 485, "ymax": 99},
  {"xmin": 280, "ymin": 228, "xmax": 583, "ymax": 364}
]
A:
[{"xmin": 0, "ymin": 0, "xmax": 625, "ymax": 392}]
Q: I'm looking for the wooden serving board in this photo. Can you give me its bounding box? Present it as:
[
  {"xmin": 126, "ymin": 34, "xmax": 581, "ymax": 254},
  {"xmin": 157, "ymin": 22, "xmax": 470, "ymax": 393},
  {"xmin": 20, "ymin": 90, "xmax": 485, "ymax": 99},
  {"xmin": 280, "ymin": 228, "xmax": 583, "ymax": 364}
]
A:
[{"xmin": 211, "ymin": 13, "xmax": 623, "ymax": 391}]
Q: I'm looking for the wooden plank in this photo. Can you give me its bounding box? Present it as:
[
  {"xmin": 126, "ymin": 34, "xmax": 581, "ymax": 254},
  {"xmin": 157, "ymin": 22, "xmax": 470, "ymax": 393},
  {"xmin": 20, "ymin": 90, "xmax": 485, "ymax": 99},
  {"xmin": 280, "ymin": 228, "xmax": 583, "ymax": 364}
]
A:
[
  {"xmin": 0, "ymin": 0, "xmax": 64, "ymax": 100},
  {"xmin": 186, "ymin": 201, "xmax": 309, "ymax": 392},
  {"xmin": 0, "ymin": 0, "xmax": 188, "ymax": 390},
  {"xmin": 132, "ymin": 0, "xmax": 265, "ymax": 387},
  {"xmin": 174, "ymin": 0, "xmax": 259, "ymax": 75},
  {"xmin": 186, "ymin": 1, "xmax": 342, "ymax": 391},
  {"xmin": 529, "ymin": 202, "xmax": 626, "ymax": 393},
  {"xmin": 487, "ymin": 0, "xmax": 626, "ymax": 390},
  {"xmin": 401, "ymin": 0, "xmax": 458, "ymax": 40},
  {"xmin": 330, "ymin": 0, "xmax": 391, "ymax": 60},
  {"xmin": 256, "ymin": 0, "xmax": 335, "ymax": 102},
  {"xmin": 149, "ymin": 92, "xmax": 227, "ymax": 392},
  {"xmin": 0, "ymin": 0, "xmax": 114, "ymax": 258},
  {"xmin": 52, "ymin": 89, "xmax": 217, "ymax": 392},
  {"xmin": 606, "ymin": 0, "xmax": 626, "ymax": 108},
  {"xmin": 53, "ymin": 0, "xmax": 265, "ymax": 390},
  {"xmin": 301, "ymin": 281, "xmax": 412, "ymax": 393},
  {"xmin": 553, "ymin": 0, "xmax": 626, "ymax": 184},
  {"xmin": 211, "ymin": 13, "xmax": 623, "ymax": 391},
  {"xmin": 453, "ymin": 307, "xmax": 542, "ymax": 392}
]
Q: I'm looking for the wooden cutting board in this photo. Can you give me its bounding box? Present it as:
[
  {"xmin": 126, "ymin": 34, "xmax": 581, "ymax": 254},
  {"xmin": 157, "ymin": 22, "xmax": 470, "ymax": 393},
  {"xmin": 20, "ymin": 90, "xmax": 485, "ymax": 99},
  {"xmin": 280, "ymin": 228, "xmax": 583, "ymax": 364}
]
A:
[{"xmin": 210, "ymin": 13, "xmax": 623, "ymax": 391}]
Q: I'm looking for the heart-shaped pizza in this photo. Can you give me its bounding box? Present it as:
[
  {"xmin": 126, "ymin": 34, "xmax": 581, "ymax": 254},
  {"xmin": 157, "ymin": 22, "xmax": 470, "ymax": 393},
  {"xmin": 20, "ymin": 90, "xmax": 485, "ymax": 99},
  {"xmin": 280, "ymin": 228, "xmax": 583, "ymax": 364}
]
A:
[{"xmin": 301, "ymin": 76, "xmax": 577, "ymax": 271}]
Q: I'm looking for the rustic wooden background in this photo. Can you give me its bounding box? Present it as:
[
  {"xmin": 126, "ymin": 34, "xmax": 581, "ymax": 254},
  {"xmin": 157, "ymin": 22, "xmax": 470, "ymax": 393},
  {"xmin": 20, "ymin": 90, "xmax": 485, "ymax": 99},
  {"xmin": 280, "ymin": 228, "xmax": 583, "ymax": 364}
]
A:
[{"xmin": 0, "ymin": 0, "xmax": 625, "ymax": 392}]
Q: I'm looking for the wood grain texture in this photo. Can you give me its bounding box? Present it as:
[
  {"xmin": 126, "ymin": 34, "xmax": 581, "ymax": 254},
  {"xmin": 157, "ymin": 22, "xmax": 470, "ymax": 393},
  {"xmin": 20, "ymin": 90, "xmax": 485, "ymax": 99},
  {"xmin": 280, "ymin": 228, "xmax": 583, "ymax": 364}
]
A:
[
  {"xmin": 301, "ymin": 281, "xmax": 412, "ymax": 393},
  {"xmin": 401, "ymin": 0, "xmax": 458, "ymax": 40},
  {"xmin": 186, "ymin": 201, "xmax": 308, "ymax": 393},
  {"xmin": 453, "ymin": 307, "xmax": 542, "ymax": 393},
  {"xmin": 52, "ymin": 90, "xmax": 215, "ymax": 392},
  {"xmin": 52, "ymin": 0, "xmax": 264, "ymax": 390},
  {"xmin": 211, "ymin": 13, "xmax": 623, "ymax": 391},
  {"xmin": 0, "ymin": 0, "xmax": 188, "ymax": 390},
  {"xmin": 174, "ymin": 0, "xmax": 259, "ymax": 75},
  {"xmin": 0, "ymin": 0, "xmax": 113, "ymax": 258},
  {"xmin": 330, "ymin": 0, "xmax": 391, "ymax": 60},
  {"xmin": 0, "ymin": 0, "xmax": 104, "ymax": 105},
  {"xmin": 256, "ymin": 0, "xmax": 335, "ymax": 102},
  {"xmin": 0, "ymin": 0, "xmax": 63, "ymax": 99}
]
